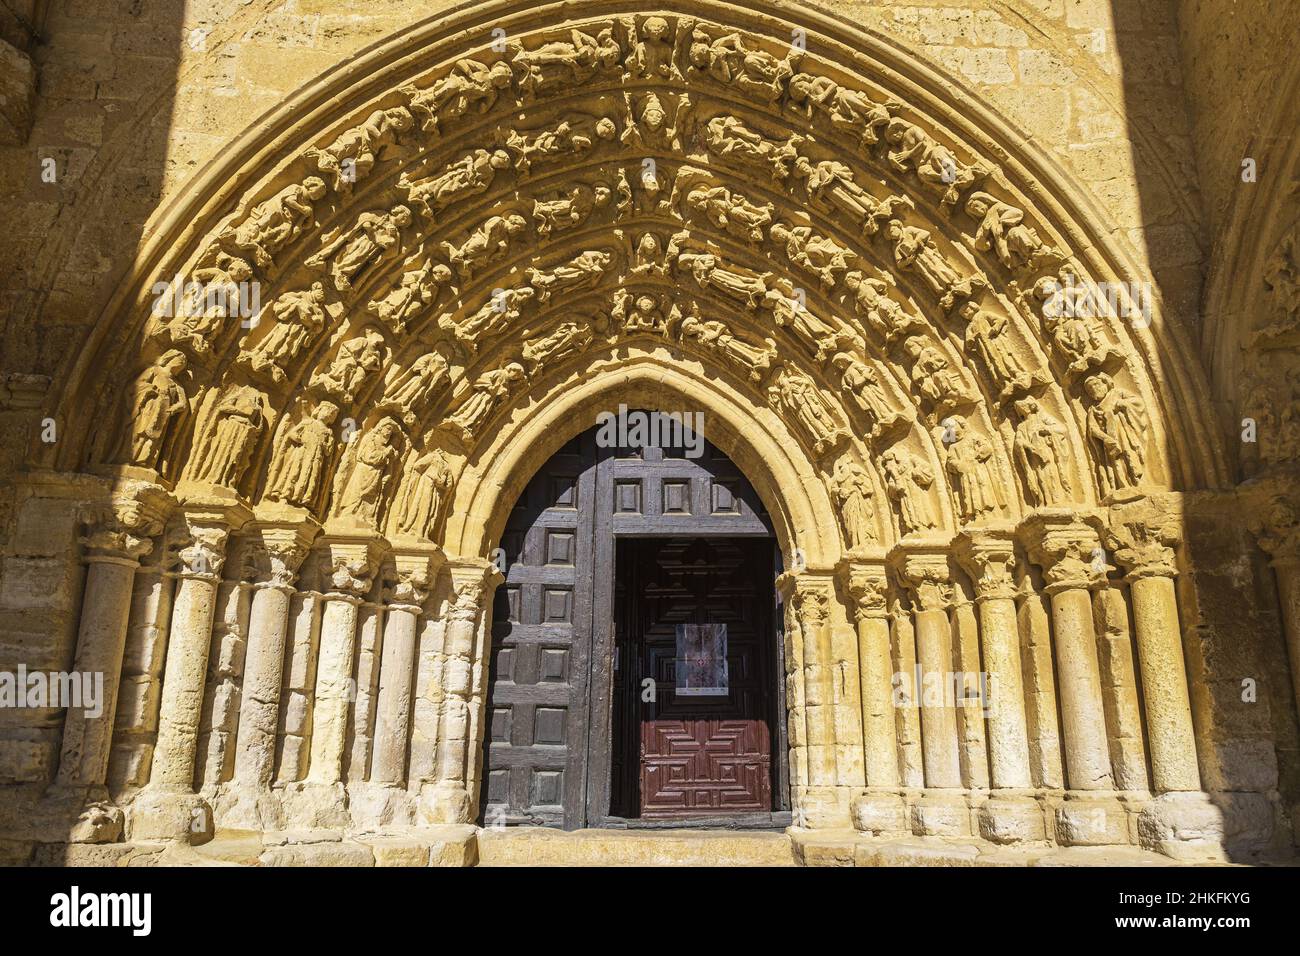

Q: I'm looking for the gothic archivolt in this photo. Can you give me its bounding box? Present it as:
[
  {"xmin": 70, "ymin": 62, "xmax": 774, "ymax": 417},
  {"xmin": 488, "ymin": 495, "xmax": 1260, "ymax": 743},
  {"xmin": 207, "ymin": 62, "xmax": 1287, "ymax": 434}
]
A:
[{"xmin": 24, "ymin": 1, "xmax": 1246, "ymax": 853}]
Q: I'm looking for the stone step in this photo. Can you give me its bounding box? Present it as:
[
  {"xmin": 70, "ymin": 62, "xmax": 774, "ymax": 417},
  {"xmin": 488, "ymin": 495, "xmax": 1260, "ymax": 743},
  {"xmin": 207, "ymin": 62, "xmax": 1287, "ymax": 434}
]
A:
[{"xmin": 476, "ymin": 827, "xmax": 796, "ymax": 867}]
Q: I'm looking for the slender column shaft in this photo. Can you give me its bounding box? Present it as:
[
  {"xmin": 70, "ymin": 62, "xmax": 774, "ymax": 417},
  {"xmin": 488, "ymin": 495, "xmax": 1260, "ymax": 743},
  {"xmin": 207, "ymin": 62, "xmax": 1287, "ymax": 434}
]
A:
[
  {"xmin": 1047, "ymin": 585, "xmax": 1113, "ymax": 790},
  {"xmin": 913, "ymin": 601, "xmax": 962, "ymax": 788},
  {"xmin": 232, "ymin": 582, "xmax": 295, "ymax": 787},
  {"xmin": 307, "ymin": 593, "xmax": 363, "ymax": 785},
  {"xmin": 848, "ymin": 571, "xmax": 901, "ymax": 790},
  {"xmin": 372, "ymin": 603, "xmax": 421, "ymax": 785},
  {"xmin": 1129, "ymin": 574, "xmax": 1200, "ymax": 792},
  {"xmin": 976, "ymin": 592, "xmax": 1032, "ymax": 789}
]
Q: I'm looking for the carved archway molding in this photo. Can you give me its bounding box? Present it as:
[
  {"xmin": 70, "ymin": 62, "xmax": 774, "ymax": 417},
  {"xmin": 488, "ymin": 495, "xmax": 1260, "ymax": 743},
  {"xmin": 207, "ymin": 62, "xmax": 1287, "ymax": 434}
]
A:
[{"xmin": 17, "ymin": 0, "xmax": 1240, "ymax": 856}]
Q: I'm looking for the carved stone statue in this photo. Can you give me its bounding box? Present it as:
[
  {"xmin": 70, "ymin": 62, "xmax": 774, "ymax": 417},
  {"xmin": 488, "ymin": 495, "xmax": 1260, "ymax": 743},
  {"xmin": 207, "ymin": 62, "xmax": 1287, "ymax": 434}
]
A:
[
  {"xmin": 941, "ymin": 415, "xmax": 1005, "ymax": 522},
  {"xmin": 844, "ymin": 271, "xmax": 924, "ymax": 342},
  {"xmin": 532, "ymin": 183, "xmax": 611, "ymax": 236},
  {"xmin": 767, "ymin": 364, "xmax": 845, "ymax": 455},
  {"xmin": 151, "ymin": 257, "xmax": 255, "ymax": 355},
  {"xmin": 767, "ymin": 291, "xmax": 861, "ymax": 362},
  {"xmin": 190, "ymin": 384, "xmax": 267, "ymax": 488},
  {"xmin": 401, "ymin": 148, "xmax": 511, "ymax": 217},
  {"xmin": 831, "ymin": 351, "xmax": 902, "ymax": 435},
  {"xmin": 403, "ymin": 58, "xmax": 513, "ymax": 133},
  {"xmin": 1012, "ymin": 396, "xmax": 1072, "ymax": 506},
  {"xmin": 1084, "ymin": 372, "xmax": 1148, "ymax": 497},
  {"xmin": 621, "ymin": 15, "xmax": 683, "ymax": 81},
  {"xmin": 1034, "ymin": 270, "xmax": 1123, "ymax": 374},
  {"xmin": 831, "ymin": 455, "xmax": 876, "ymax": 551},
  {"xmin": 305, "ymin": 205, "xmax": 411, "ymax": 293},
  {"xmin": 219, "ymin": 176, "xmax": 327, "ymax": 269},
  {"xmin": 675, "ymin": 249, "xmax": 770, "ymax": 309},
  {"xmin": 239, "ymin": 282, "xmax": 328, "ymax": 383},
  {"xmin": 526, "ymin": 250, "xmax": 611, "ymax": 302},
  {"xmin": 367, "ymin": 260, "xmax": 452, "ymax": 334},
  {"xmin": 880, "ymin": 447, "xmax": 936, "ymax": 535},
  {"xmin": 679, "ymin": 180, "xmax": 773, "ymax": 243},
  {"xmin": 902, "ymin": 336, "xmax": 974, "ymax": 412},
  {"xmin": 447, "ymin": 362, "xmax": 527, "ymax": 439},
  {"xmin": 667, "ymin": 305, "xmax": 776, "ymax": 382},
  {"xmin": 620, "ymin": 91, "xmax": 691, "ymax": 151},
  {"xmin": 446, "ymin": 286, "xmax": 536, "ymax": 353},
  {"xmin": 613, "ymin": 289, "xmax": 672, "ymax": 335},
  {"xmin": 964, "ymin": 192, "xmax": 1058, "ymax": 270},
  {"xmin": 885, "ymin": 219, "xmax": 986, "ymax": 310},
  {"xmin": 787, "ymin": 73, "xmax": 898, "ymax": 147},
  {"xmin": 442, "ymin": 213, "xmax": 528, "ymax": 280},
  {"xmin": 309, "ymin": 328, "xmax": 387, "ymax": 404},
  {"xmin": 384, "ymin": 351, "xmax": 450, "ymax": 420},
  {"xmin": 886, "ymin": 117, "xmax": 989, "ymax": 205},
  {"xmin": 265, "ymin": 401, "xmax": 339, "ymax": 509},
  {"xmin": 116, "ymin": 350, "xmax": 189, "ymax": 470},
  {"xmin": 505, "ymin": 114, "xmax": 617, "ymax": 176},
  {"xmin": 793, "ymin": 157, "xmax": 912, "ymax": 236},
  {"xmin": 770, "ymin": 221, "xmax": 855, "ymax": 291},
  {"xmin": 335, "ymin": 417, "xmax": 404, "ymax": 526},
  {"xmin": 687, "ymin": 27, "xmax": 800, "ymax": 102},
  {"xmin": 522, "ymin": 321, "xmax": 593, "ymax": 371},
  {"xmin": 959, "ymin": 302, "xmax": 1038, "ymax": 401},
  {"xmin": 306, "ymin": 107, "xmax": 413, "ymax": 190},
  {"xmin": 509, "ymin": 27, "xmax": 621, "ymax": 96},
  {"xmin": 394, "ymin": 447, "xmax": 454, "ymax": 540},
  {"xmin": 703, "ymin": 116, "xmax": 802, "ymax": 181}
]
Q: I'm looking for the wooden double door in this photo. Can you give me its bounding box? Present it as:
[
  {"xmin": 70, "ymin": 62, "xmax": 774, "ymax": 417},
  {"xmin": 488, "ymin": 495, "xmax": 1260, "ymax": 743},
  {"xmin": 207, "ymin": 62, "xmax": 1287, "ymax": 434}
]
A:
[{"xmin": 480, "ymin": 424, "xmax": 787, "ymax": 829}]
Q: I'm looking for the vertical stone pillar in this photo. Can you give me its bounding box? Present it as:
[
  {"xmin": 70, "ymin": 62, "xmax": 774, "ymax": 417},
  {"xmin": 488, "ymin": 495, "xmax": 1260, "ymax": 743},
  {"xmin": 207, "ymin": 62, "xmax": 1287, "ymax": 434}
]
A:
[
  {"xmin": 133, "ymin": 502, "xmax": 246, "ymax": 843},
  {"xmin": 219, "ymin": 516, "xmax": 316, "ymax": 829},
  {"xmin": 1109, "ymin": 497, "xmax": 1224, "ymax": 859},
  {"xmin": 889, "ymin": 593, "xmax": 924, "ymax": 787},
  {"xmin": 1022, "ymin": 511, "xmax": 1126, "ymax": 845},
  {"xmin": 955, "ymin": 528, "xmax": 1043, "ymax": 842},
  {"xmin": 845, "ymin": 562, "xmax": 907, "ymax": 835},
  {"xmin": 423, "ymin": 558, "xmax": 501, "ymax": 824},
  {"xmin": 57, "ymin": 489, "xmax": 167, "ymax": 793},
  {"xmin": 889, "ymin": 543, "xmax": 969, "ymax": 836},
  {"xmin": 1253, "ymin": 497, "xmax": 1300, "ymax": 741}
]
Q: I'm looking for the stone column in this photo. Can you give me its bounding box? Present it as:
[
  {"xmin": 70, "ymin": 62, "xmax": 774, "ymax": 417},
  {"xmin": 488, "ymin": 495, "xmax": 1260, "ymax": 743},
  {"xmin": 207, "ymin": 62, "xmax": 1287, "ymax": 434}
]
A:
[
  {"xmin": 955, "ymin": 527, "xmax": 1043, "ymax": 843},
  {"xmin": 423, "ymin": 558, "xmax": 500, "ymax": 824},
  {"xmin": 1109, "ymin": 498, "xmax": 1224, "ymax": 859},
  {"xmin": 1022, "ymin": 511, "xmax": 1126, "ymax": 845},
  {"xmin": 889, "ymin": 543, "xmax": 968, "ymax": 836},
  {"xmin": 1254, "ymin": 496, "xmax": 1300, "ymax": 733},
  {"xmin": 56, "ymin": 492, "xmax": 166, "ymax": 792},
  {"xmin": 219, "ymin": 515, "xmax": 316, "ymax": 829},
  {"xmin": 133, "ymin": 502, "xmax": 246, "ymax": 842},
  {"xmin": 845, "ymin": 562, "xmax": 907, "ymax": 836}
]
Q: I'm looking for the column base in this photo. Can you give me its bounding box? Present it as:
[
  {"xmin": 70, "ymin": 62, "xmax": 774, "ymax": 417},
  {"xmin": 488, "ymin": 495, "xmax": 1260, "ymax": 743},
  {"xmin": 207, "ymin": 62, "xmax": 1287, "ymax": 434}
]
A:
[
  {"xmin": 212, "ymin": 783, "xmax": 285, "ymax": 832},
  {"xmin": 128, "ymin": 788, "xmax": 213, "ymax": 844},
  {"xmin": 794, "ymin": 786, "xmax": 854, "ymax": 828},
  {"xmin": 418, "ymin": 782, "xmax": 473, "ymax": 825},
  {"xmin": 348, "ymin": 783, "xmax": 416, "ymax": 829},
  {"xmin": 1137, "ymin": 792, "xmax": 1227, "ymax": 861},
  {"xmin": 850, "ymin": 791, "xmax": 909, "ymax": 836},
  {"xmin": 909, "ymin": 791, "xmax": 972, "ymax": 836},
  {"xmin": 1054, "ymin": 792, "xmax": 1128, "ymax": 846},
  {"xmin": 278, "ymin": 781, "xmax": 351, "ymax": 829},
  {"xmin": 31, "ymin": 785, "xmax": 124, "ymax": 844},
  {"xmin": 978, "ymin": 794, "xmax": 1047, "ymax": 844}
]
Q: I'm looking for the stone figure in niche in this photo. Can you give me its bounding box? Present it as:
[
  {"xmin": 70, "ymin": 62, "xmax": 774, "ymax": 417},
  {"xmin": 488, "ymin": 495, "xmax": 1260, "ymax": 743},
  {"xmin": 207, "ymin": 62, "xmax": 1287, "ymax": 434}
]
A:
[
  {"xmin": 403, "ymin": 59, "xmax": 514, "ymax": 133},
  {"xmin": 620, "ymin": 91, "xmax": 691, "ymax": 151},
  {"xmin": 831, "ymin": 455, "xmax": 876, "ymax": 551},
  {"xmin": 621, "ymin": 15, "xmax": 684, "ymax": 81},
  {"xmin": 367, "ymin": 259, "xmax": 452, "ymax": 335},
  {"xmin": 844, "ymin": 271, "xmax": 925, "ymax": 342},
  {"xmin": 629, "ymin": 232, "xmax": 670, "ymax": 278},
  {"xmin": 526, "ymin": 250, "xmax": 612, "ymax": 302},
  {"xmin": 522, "ymin": 321, "xmax": 593, "ymax": 372},
  {"xmin": 305, "ymin": 205, "xmax": 412, "ymax": 293},
  {"xmin": 401, "ymin": 148, "xmax": 511, "ymax": 218},
  {"xmin": 793, "ymin": 157, "xmax": 913, "ymax": 237},
  {"xmin": 384, "ymin": 351, "xmax": 450, "ymax": 421},
  {"xmin": 767, "ymin": 292, "xmax": 861, "ymax": 362},
  {"xmin": 680, "ymin": 181, "xmax": 773, "ymax": 243},
  {"xmin": 395, "ymin": 447, "xmax": 455, "ymax": 540},
  {"xmin": 687, "ymin": 27, "xmax": 801, "ymax": 102},
  {"xmin": 880, "ymin": 447, "xmax": 935, "ymax": 535},
  {"xmin": 941, "ymin": 415, "xmax": 1005, "ymax": 522},
  {"xmin": 309, "ymin": 328, "xmax": 387, "ymax": 404},
  {"xmin": 1033, "ymin": 271, "xmax": 1123, "ymax": 375},
  {"xmin": 958, "ymin": 301, "xmax": 1039, "ymax": 401},
  {"xmin": 964, "ymin": 192, "xmax": 1059, "ymax": 270},
  {"xmin": 190, "ymin": 384, "xmax": 267, "ymax": 489},
  {"xmin": 1084, "ymin": 372, "xmax": 1148, "ymax": 497},
  {"xmin": 152, "ymin": 256, "xmax": 255, "ymax": 355},
  {"xmin": 335, "ymin": 417, "xmax": 404, "ymax": 526},
  {"xmin": 239, "ymin": 282, "xmax": 329, "ymax": 384},
  {"xmin": 265, "ymin": 400, "xmax": 339, "ymax": 509},
  {"xmin": 532, "ymin": 183, "xmax": 611, "ymax": 236},
  {"xmin": 218, "ymin": 176, "xmax": 327, "ymax": 269},
  {"xmin": 770, "ymin": 221, "xmax": 855, "ymax": 291},
  {"xmin": 116, "ymin": 349, "xmax": 189, "ymax": 470},
  {"xmin": 613, "ymin": 289, "xmax": 674, "ymax": 335},
  {"xmin": 508, "ymin": 27, "xmax": 622, "ymax": 96},
  {"xmin": 1012, "ymin": 396, "xmax": 1072, "ymax": 506},
  {"xmin": 447, "ymin": 362, "xmax": 527, "ymax": 440},
  {"xmin": 787, "ymin": 73, "xmax": 899, "ymax": 147},
  {"xmin": 886, "ymin": 117, "xmax": 989, "ymax": 205},
  {"xmin": 675, "ymin": 250, "xmax": 770, "ymax": 309},
  {"xmin": 306, "ymin": 107, "xmax": 413, "ymax": 191},
  {"xmin": 442, "ymin": 213, "xmax": 528, "ymax": 280},
  {"xmin": 504, "ymin": 114, "xmax": 617, "ymax": 177},
  {"xmin": 903, "ymin": 336, "xmax": 974, "ymax": 412},
  {"xmin": 885, "ymin": 219, "xmax": 986, "ymax": 310},
  {"xmin": 768, "ymin": 364, "xmax": 845, "ymax": 456},
  {"xmin": 446, "ymin": 286, "xmax": 536, "ymax": 354},
  {"xmin": 831, "ymin": 351, "xmax": 902, "ymax": 435},
  {"xmin": 667, "ymin": 305, "xmax": 776, "ymax": 382},
  {"xmin": 703, "ymin": 116, "xmax": 803, "ymax": 182},
  {"xmin": 1254, "ymin": 233, "xmax": 1300, "ymax": 344}
]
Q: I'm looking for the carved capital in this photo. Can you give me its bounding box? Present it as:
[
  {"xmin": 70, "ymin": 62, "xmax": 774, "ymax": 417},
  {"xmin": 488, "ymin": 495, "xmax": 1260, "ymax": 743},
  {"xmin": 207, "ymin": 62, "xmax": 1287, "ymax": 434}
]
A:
[
  {"xmin": 318, "ymin": 535, "xmax": 384, "ymax": 598},
  {"xmin": 1250, "ymin": 494, "xmax": 1300, "ymax": 569},
  {"xmin": 445, "ymin": 556, "xmax": 504, "ymax": 621},
  {"xmin": 79, "ymin": 481, "xmax": 174, "ymax": 564},
  {"xmin": 842, "ymin": 561, "xmax": 890, "ymax": 622},
  {"xmin": 168, "ymin": 524, "xmax": 230, "ymax": 581},
  {"xmin": 388, "ymin": 550, "xmax": 440, "ymax": 611},
  {"xmin": 1021, "ymin": 511, "xmax": 1106, "ymax": 593},
  {"xmin": 1104, "ymin": 497, "xmax": 1182, "ymax": 581},
  {"xmin": 954, "ymin": 526, "xmax": 1018, "ymax": 602},
  {"xmin": 886, "ymin": 543, "xmax": 952, "ymax": 612}
]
